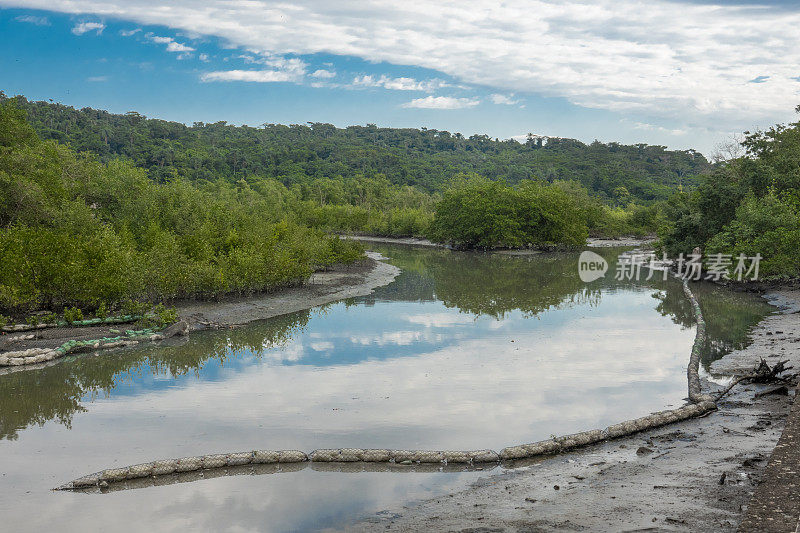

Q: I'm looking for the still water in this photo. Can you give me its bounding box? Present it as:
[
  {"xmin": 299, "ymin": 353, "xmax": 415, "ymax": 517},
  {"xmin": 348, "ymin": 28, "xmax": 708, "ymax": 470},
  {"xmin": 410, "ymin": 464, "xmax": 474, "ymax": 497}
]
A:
[{"xmin": 0, "ymin": 244, "xmax": 772, "ymax": 532}]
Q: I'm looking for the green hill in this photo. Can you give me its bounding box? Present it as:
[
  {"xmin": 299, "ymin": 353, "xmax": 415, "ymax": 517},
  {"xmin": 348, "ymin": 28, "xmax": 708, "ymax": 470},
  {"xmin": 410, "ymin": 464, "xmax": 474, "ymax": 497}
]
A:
[{"xmin": 1, "ymin": 92, "xmax": 709, "ymax": 204}]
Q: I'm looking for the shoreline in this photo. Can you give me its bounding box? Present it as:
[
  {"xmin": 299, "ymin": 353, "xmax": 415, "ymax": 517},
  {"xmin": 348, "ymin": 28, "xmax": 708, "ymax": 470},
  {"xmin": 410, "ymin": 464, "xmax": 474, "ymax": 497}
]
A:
[
  {"xmin": 344, "ymin": 234, "xmax": 655, "ymax": 250},
  {"xmin": 349, "ymin": 286, "xmax": 800, "ymax": 532},
  {"xmin": 174, "ymin": 251, "xmax": 400, "ymax": 331},
  {"xmin": 0, "ymin": 252, "xmax": 400, "ymax": 373}
]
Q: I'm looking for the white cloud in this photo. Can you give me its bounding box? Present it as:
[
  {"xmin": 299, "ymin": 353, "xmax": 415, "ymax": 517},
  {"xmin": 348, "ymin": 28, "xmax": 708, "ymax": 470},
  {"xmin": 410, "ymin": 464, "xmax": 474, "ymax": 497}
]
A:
[
  {"xmin": 87, "ymin": 75, "xmax": 108, "ymax": 82},
  {"xmin": 353, "ymin": 74, "xmax": 448, "ymax": 92},
  {"xmin": 262, "ymin": 56, "xmax": 306, "ymax": 75},
  {"xmin": 15, "ymin": 15, "xmax": 49, "ymax": 25},
  {"xmin": 402, "ymin": 96, "xmax": 479, "ymax": 109},
  {"xmin": 309, "ymin": 341, "xmax": 334, "ymax": 351},
  {"xmin": 120, "ymin": 28, "xmax": 141, "ymax": 37},
  {"xmin": 167, "ymin": 41, "xmax": 194, "ymax": 53},
  {"xmin": 71, "ymin": 21, "xmax": 104, "ymax": 35},
  {"xmin": 199, "ymin": 53, "xmax": 210, "ymax": 62},
  {"xmin": 311, "ymin": 69, "xmax": 336, "ymax": 79},
  {"xmin": 8, "ymin": 0, "xmax": 800, "ymax": 130},
  {"xmin": 234, "ymin": 54, "xmax": 307, "ymax": 75},
  {"xmin": 201, "ymin": 53, "xmax": 307, "ymax": 83},
  {"xmin": 201, "ymin": 69, "xmax": 297, "ymax": 83},
  {"xmin": 490, "ymin": 93, "xmax": 519, "ymax": 105},
  {"xmin": 147, "ymin": 34, "xmax": 195, "ymax": 54}
]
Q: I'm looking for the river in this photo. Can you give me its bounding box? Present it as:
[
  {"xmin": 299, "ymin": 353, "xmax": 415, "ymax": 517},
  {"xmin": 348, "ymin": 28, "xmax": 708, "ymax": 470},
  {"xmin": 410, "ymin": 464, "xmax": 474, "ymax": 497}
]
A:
[{"xmin": 0, "ymin": 244, "xmax": 772, "ymax": 532}]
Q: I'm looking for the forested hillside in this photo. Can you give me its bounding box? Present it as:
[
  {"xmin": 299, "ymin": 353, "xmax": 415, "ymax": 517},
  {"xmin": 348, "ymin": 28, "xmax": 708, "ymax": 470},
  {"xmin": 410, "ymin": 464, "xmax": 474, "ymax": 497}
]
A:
[{"xmin": 1, "ymin": 93, "xmax": 709, "ymax": 204}]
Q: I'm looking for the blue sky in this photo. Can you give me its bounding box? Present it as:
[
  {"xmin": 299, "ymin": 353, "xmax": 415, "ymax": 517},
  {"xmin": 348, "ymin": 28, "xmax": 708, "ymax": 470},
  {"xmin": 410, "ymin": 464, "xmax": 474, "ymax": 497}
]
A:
[{"xmin": 1, "ymin": 1, "xmax": 799, "ymax": 155}]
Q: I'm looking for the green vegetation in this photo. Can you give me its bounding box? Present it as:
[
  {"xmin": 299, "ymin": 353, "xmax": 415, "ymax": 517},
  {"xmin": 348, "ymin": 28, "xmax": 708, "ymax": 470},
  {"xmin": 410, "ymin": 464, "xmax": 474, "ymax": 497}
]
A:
[
  {"xmin": 62, "ymin": 307, "xmax": 84, "ymax": 325},
  {"xmin": 3, "ymin": 89, "xmax": 796, "ymax": 294},
  {"xmin": 428, "ymin": 176, "xmax": 587, "ymax": 248},
  {"xmin": 0, "ymin": 92, "xmax": 709, "ymax": 244},
  {"xmin": 658, "ymin": 107, "xmax": 800, "ymax": 279},
  {"xmin": 294, "ymin": 182, "xmax": 437, "ymax": 238},
  {"xmin": 0, "ymin": 92, "xmax": 706, "ymax": 256},
  {"xmin": 3, "ymin": 93, "xmax": 709, "ymax": 203},
  {"xmin": 427, "ymin": 175, "xmax": 667, "ymax": 249},
  {"xmin": 150, "ymin": 304, "xmax": 179, "ymax": 329},
  {"xmin": 0, "ymin": 102, "xmax": 363, "ymax": 315},
  {"xmin": 40, "ymin": 312, "xmax": 59, "ymax": 324}
]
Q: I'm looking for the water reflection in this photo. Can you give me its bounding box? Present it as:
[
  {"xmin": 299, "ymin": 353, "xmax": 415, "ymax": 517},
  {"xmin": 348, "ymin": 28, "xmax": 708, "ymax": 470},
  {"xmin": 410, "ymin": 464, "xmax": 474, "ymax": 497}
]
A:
[
  {"xmin": 72, "ymin": 461, "xmax": 501, "ymax": 495},
  {"xmin": 0, "ymin": 247, "xmax": 771, "ymax": 442},
  {"xmin": 650, "ymin": 279, "xmax": 774, "ymax": 368},
  {"xmin": 0, "ymin": 244, "xmax": 773, "ymax": 532},
  {"xmin": 0, "ymin": 312, "xmax": 311, "ymax": 441}
]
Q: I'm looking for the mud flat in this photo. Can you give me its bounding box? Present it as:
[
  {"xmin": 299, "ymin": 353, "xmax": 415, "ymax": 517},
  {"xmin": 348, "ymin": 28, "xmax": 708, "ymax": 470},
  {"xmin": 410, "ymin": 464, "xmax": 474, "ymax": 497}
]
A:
[
  {"xmin": 344, "ymin": 235, "xmax": 441, "ymax": 247},
  {"xmin": 587, "ymin": 236, "xmax": 656, "ymax": 248},
  {"xmin": 344, "ymin": 234, "xmax": 654, "ymax": 250},
  {"xmin": 349, "ymin": 288, "xmax": 800, "ymax": 532},
  {"xmin": 176, "ymin": 251, "xmax": 400, "ymax": 330}
]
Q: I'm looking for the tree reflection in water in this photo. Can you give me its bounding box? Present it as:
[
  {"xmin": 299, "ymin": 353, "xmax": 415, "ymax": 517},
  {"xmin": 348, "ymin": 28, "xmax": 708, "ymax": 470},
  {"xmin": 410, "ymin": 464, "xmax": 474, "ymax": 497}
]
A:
[{"xmin": 0, "ymin": 245, "xmax": 772, "ymax": 440}]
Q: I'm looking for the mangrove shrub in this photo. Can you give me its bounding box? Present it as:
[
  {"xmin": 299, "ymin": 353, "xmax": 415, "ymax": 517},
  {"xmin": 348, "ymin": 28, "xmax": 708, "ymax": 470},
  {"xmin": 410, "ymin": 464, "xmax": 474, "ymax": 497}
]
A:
[{"xmin": 428, "ymin": 176, "xmax": 587, "ymax": 248}]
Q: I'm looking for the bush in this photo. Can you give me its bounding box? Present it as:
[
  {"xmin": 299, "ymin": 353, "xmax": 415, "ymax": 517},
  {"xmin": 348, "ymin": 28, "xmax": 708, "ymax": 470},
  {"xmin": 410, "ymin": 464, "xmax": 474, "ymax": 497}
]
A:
[
  {"xmin": 428, "ymin": 175, "xmax": 587, "ymax": 249},
  {"xmin": 323, "ymin": 236, "xmax": 364, "ymax": 265},
  {"xmin": 63, "ymin": 307, "xmax": 84, "ymax": 324},
  {"xmin": 121, "ymin": 300, "xmax": 149, "ymax": 317},
  {"xmin": 428, "ymin": 177, "xmax": 524, "ymax": 248},
  {"xmin": 151, "ymin": 304, "xmax": 178, "ymax": 329},
  {"xmin": 659, "ymin": 110, "xmax": 800, "ymax": 279},
  {"xmin": 706, "ymin": 194, "xmax": 800, "ymax": 279}
]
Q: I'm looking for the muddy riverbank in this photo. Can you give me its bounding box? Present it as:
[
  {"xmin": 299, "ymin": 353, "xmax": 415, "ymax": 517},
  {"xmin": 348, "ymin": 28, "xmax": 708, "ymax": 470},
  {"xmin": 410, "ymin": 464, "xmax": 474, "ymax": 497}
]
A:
[
  {"xmin": 175, "ymin": 251, "xmax": 400, "ymax": 330},
  {"xmin": 350, "ymin": 287, "xmax": 800, "ymax": 532},
  {"xmin": 345, "ymin": 235, "xmax": 442, "ymax": 248},
  {"xmin": 345, "ymin": 234, "xmax": 655, "ymax": 250},
  {"xmin": 0, "ymin": 252, "xmax": 399, "ymax": 372}
]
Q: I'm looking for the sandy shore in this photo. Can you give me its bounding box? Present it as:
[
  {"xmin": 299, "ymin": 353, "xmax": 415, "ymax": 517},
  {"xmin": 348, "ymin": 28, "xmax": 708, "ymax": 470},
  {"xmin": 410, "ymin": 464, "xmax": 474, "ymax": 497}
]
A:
[{"xmin": 350, "ymin": 287, "xmax": 800, "ymax": 532}]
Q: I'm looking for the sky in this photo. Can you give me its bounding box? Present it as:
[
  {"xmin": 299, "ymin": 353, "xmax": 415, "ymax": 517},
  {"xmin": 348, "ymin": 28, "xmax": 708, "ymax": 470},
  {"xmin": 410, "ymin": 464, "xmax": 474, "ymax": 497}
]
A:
[{"xmin": 1, "ymin": 1, "xmax": 799, "ymax": 155}]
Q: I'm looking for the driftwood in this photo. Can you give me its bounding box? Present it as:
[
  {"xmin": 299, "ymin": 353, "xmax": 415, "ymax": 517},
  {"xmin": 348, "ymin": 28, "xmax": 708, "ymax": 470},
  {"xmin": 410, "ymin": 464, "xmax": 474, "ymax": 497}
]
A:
[
  {"xmin": 715, "ymin": 358, "xmax": 797, "ymax": 401},
  {"xmin": 751, "ymin": 359, "xmax": 795, "ymax": 384}
]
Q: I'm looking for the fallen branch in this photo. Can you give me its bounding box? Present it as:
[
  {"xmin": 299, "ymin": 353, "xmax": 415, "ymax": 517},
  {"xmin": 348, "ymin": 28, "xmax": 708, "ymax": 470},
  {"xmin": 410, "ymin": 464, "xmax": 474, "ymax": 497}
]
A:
[{"xmin": 715, "ymin": 358, "xmax": 797, "ymax": 401}]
